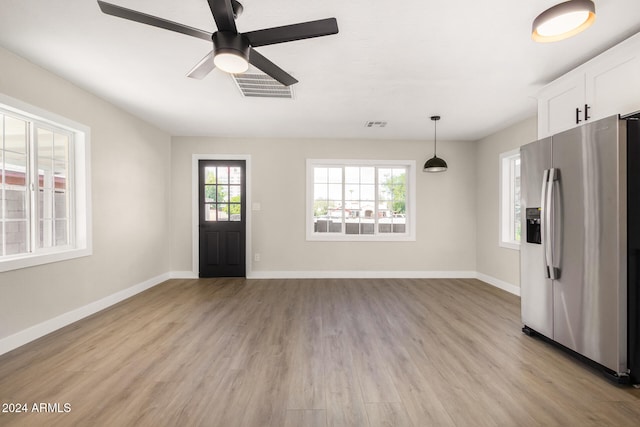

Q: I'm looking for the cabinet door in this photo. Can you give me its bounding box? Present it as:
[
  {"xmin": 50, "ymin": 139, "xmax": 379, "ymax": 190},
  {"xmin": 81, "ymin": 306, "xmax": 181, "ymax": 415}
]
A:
[
  {"xmin": 586, "ymin": 36, "xmax": 640, "ymax": 120},
  {"xmin": 537, "ymin": 73, "xmax": 585, "ymax": 138}
]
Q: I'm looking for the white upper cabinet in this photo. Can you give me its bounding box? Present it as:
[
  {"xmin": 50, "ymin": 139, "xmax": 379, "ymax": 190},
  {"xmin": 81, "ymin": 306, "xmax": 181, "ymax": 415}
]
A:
[{"xmin": 537, "ymin": 32, "xmax": 640, "ymax": 138}]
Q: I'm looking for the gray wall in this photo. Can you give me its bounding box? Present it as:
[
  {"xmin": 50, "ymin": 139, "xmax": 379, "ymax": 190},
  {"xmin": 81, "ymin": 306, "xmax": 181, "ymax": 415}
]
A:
[
  {"xmin": 474, "ymin": 116, "xmax": 538, "ymax": 289},
  {"xmin": 0, "ymin": 47, "xmax": 172, "ymax": 342},
  {"xmin": 0, "ymin": 43, "xmax": 538, "ymax": 349},
  {"xmin": 171, "ymin": 137, "xmax": 478, "ymax": 275}
]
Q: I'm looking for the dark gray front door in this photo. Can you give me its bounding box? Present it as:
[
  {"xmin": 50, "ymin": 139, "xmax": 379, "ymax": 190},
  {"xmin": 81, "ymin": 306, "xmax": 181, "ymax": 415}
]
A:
[{"xmin": 198, "ymin": 160, "xmax": 246, "ymax": 277}]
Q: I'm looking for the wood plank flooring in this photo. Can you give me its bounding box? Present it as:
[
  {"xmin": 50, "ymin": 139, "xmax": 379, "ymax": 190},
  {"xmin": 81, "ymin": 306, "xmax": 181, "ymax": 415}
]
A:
[{"xmin": 1, "ymin": 278, "xmax": 639, "ymax": 426}]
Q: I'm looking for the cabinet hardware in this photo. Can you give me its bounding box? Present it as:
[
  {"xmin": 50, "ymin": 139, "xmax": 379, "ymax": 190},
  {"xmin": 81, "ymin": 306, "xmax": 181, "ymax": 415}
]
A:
[
  {"xmin": 576, "ymin": 107, "xmax": 582, "ymax": 124},
  {"xmin": 585, "ymin": 104, "xmax": 591, "ymax": 121}
]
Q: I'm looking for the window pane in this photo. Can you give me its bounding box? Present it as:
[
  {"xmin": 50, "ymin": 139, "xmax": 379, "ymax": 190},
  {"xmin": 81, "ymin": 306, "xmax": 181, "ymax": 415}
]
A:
[
  {"xmin": 345, "ymin": 167, "xmax": 359, "ymax": 183},
  {"xmin": 4, "ymin": 116, "xmax": 27, "ymax": 154},
  {"xmin": 39, "ymin": 219, "xmax": 53, "ymax": 248},
  {"xmin": 229, "ymin": 167, "xmax": 241, "ymax": 184},
  {"xmin": 54, "ymin": 133, "xmax": 69, "ymax": 162},
  {"xmin": 345, "ymin": 184, "xmax": 359, "ymax": 200},
  {"xmin": 360, "ymin": 221, "xmax": 375, "ymax": 234},
  {"xmin": 38, "ymin": 128, "xmax": 54, "ymax": 156},
  {"xmin": 378, "ymin": 220, "xmax": 392, "ymax": 233},
  {"xmin": 328, "ymin": 183, "xmax": 342, "ymax": 200},
  {"xmin": 205, "ymin": 203, "xmax": 216, "ymax": 221},
  {"xmin": 38, "ymin": 164, "xmax": 52, "ymax": 190},
  {"xmin": 5, "ymin": 220, "xmax": 28, "ymax": 255},
  {"xmin": 314, "ymin": 167, "xmax": 328, "ymax": 183},
  {"xmin": 217, "ymin": 186, "xmax": 229, "ymax": 202},
  {"xmin": 314, "ymin": 183, "xmax": 327, "ymax": 200},
  {"xmin": 5, "ymin": 189, "xmax": 27, "ymax": 219},
  {"xmin": 54, "ymin": 191, "xmax": 68, "ymax": 219},
  {"xmin": 361, "ymin": 167, "xmax": 375, "ymax": 184},
  {"xmin": 205, "ymin": 167, "xmax": 216, "ymax": 184},
  {"xmin": 55, "ymin": 219, "xmax": 68, "ymax": 246},
  {"xmin": 217, "ymin": 167, "xmax": 229, "ymax": 184},
  {"xmin": 3, "ymin": 151, "xmax": 27, "ymax": 186},
  {"xmin": 54, "ymin": 161, "xmax": 67, "ymax": 191},
  {"xmin": 229, "ymin": 186, "xmax": 241, "ymax": 221},
  {"xmin": 328, "ymin": 167, "xmax": 342, "ymax": 183},
  {"xmin": 204, "ymin": 184, "xmax": 216, "ymax": 202},
  {"xmin": 314, "ymin": 200, "xmax": 328, "ymax": 217},
  {"xmin": 378, "ymin": 168, "xmax": 392, "ymax": 183},
  {"xmin": 361, "ymin": 184, "xmax": 375, "ymax": 201},
  {"xmin": 229, "ymin": 185, "xmax": 241, "ymax": 201},
  {"xmin": 217, "ymin": 204, "xmax": 229, "ymax": 221}
]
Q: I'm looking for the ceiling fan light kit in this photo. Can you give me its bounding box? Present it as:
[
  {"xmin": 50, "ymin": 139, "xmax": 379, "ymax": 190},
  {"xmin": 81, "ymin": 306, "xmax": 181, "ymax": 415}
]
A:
[
  {"xmin": 532, "ymin": 0, "xmax": 596, "ymax": 42},
  {"xmin": 97, "ymin": 0, "xmax": 338, "ymax": 86},
  {"xmin": 211, "ymin": 32, "xmax": 250, "ymax": 73},
  {"xmin": 423, "ymin": 115, "xmax": 448, "ymax": 173}
]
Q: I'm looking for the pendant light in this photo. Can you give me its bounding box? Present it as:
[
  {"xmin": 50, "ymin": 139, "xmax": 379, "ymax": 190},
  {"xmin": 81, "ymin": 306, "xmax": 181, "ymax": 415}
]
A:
[
  {"xmin": 423, "ymin": 115, "xmax": 448, "ymax": 173},
  {"xmin": 532, "ymin": 0, "xmax": 596, "ymax": 43}
]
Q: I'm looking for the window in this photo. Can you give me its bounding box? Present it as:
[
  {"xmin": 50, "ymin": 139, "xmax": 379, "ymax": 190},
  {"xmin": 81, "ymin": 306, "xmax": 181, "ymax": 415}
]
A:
[
  {"xmin": 499, "ymin": 149, "xmax": 521, "ymax": 249},
  {"xmin": 306, "ymin": 159, "xmax": 416, "ymax": 241},
  {"xmin": 0, "ymin": 94, "xmax": 91, "ymax": 272}
]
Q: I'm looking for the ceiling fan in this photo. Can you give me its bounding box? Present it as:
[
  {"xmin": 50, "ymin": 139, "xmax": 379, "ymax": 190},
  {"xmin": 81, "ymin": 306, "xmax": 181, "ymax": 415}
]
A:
[{"xmin": 97, "ymin": 0, "xmax": 339, "ymax": 86}]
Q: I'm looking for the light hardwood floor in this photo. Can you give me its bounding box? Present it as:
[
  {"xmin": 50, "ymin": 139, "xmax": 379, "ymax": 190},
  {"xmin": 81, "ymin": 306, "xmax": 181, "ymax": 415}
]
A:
[{"xmin": 1, "ymin": 278, "xmax": 639, "ymax": 426}]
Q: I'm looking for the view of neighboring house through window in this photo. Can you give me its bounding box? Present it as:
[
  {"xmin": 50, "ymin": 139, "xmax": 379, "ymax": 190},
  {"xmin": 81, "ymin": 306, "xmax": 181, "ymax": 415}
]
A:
[
  {"xmin": 0, "ymin": 95, "xmax": 90, "ymax": 272},
  {"xmin": 307, "ymin": 159, "xmax": 416, "ymax": 241},
  {"xmin": 1, "ymin": 112, "xmax": 73, "ymax": 256},
  {"xmin": 500, "ymin": 149, "xmax": 521, "ymax": 249}
]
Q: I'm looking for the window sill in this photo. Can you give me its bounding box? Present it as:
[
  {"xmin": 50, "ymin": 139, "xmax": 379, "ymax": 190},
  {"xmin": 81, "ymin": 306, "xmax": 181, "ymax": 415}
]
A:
[
  {"xmin": 0, "ymin": 247, "xmax": 92, "ymax": 273},
  {"xmin": 306, "ymin": 233, "xmax": 416, "ymax": 242},
  {"xmin": 499, "ymin": 241, "xmax": 520, "ymax": 251}
]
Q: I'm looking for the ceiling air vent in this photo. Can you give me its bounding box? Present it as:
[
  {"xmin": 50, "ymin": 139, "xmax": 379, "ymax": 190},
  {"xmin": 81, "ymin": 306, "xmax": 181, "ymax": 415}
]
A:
[
  {"xmin": 365, "ymin": 121, "xmax": 387, "ymax": 128},
  {"xmin": 231, "ymin": 73, "xmax": 294, "ymax": 99}
]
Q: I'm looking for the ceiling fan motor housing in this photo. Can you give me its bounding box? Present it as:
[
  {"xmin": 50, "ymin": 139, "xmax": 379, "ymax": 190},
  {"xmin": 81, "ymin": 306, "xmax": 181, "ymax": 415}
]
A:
[{"xmin": 212, "ymin": 31, "xmax": 250, "ymax": 61}]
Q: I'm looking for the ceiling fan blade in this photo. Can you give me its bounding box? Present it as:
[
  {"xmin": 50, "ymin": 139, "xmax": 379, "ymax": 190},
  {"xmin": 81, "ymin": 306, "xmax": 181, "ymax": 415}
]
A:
[
  {"xmin": 245, "ymin": 18, "xmax": 338, "ymax": 47},
  {"xmin": 248, "ymin": 49, "xmax": 298, "ymax": 86},
  {"xmin": 207, "ymin": 0, "xmax": 237, "ymax": 33},
  {"xmin": 97, "ymin": 0, "xmax": 212, "ymax": 41},
  {"xmin": 186, "ymin": 51, "xmax": 216, "ymax": 79}
]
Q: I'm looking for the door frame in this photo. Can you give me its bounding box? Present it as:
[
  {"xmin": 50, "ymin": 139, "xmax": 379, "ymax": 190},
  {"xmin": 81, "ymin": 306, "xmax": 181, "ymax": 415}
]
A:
[{"xmin": 191, "ymin": 154, "xmax": 252, "ymax": 278}]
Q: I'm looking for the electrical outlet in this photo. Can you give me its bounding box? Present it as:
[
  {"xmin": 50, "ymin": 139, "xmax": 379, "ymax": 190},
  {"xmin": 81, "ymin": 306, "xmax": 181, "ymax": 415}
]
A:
[{"xmin": 254, "ymin": 253, "xmax": 261, "ymax": 262}]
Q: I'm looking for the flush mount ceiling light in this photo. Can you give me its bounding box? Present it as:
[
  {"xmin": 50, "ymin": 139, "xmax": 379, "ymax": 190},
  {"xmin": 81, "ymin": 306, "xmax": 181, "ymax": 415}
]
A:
[
  {"xmin": 532, "ymin": 0, "xmax": 596, "ymax": 43},
  {"xmin": 423, "ymin": 115, "xmax": 448, "ymax": 173}
]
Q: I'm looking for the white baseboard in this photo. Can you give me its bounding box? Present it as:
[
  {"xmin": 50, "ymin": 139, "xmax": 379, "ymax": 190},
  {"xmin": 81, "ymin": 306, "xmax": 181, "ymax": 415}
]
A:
[
  {"xmin": 171, "ymin": 269, "xmax": 519, "ymax": 297},
  {"xmin": 170, "ymin": 271, "xmax": 198, "ymax": 279},
  {"xmin": 0, "ymin": 272, "xmax": 170, "ymax": 356},
  {"xmin": 475, "ymin": 273, "xmax": 520, "ymax": 296},
  {"xmin": 247, "ymin": 270, "xmax": 477, "ymax": 279}
]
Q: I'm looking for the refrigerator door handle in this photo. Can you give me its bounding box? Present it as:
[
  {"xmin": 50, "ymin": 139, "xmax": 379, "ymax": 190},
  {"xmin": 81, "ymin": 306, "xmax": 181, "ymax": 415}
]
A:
[
  {"xmin": 547, "ymin": 168, "xmax": 561, "ymax": 279},
  {"xmin": 541, "ymin": 169, "xmax": 551, "ymax": 278}
]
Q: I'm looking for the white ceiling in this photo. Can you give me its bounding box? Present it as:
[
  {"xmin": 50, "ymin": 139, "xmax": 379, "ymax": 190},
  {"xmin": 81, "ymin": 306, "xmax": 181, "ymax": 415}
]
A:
[{"xmin": 1, "ymin": 0, "xmax": 640, "ymax": 141}]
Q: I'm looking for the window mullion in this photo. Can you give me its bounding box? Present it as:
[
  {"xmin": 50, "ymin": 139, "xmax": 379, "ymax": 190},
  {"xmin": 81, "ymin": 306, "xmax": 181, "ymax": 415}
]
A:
[
  {"xmin": 508, "ymin": 158, "xmax": 515, "ymax": 242},
  {"xmin": 28, "ymin": 122, "xmax": 36, "ymax": 254},
  {"xmin": 373, "ymin": 166, "xmax": 379, "ymax": 234},
  {"xmin": 341, "ymin": 166, "xmax": 346, "ymax": 234}
]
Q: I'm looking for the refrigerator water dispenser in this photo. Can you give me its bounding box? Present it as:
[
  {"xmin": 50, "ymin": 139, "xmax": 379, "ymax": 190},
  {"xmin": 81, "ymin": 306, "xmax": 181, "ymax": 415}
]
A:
[{"xmin": 526, "ymin": 208, "xmax": 541, "ymax": 244}]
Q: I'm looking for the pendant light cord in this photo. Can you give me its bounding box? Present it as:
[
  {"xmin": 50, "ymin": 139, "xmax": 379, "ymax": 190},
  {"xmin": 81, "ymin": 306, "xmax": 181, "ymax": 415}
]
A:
[{"xmin": 433, "ymin": 119, "xmax": 437, "ymax": 156}]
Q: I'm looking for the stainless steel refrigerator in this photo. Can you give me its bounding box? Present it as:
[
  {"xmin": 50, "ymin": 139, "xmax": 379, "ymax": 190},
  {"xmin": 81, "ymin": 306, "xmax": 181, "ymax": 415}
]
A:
[{"xmin": 520, "ymin": 113, "xmax": 639, "ymax": 384}]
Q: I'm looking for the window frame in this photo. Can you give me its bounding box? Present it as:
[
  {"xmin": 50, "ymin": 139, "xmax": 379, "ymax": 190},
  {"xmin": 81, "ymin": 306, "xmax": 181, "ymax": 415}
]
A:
[
  {"xmin": 499, "ymin": 149, "xmax": 521, "ymax": 250},
  {"xmin": 306, "ymin": 159, "xmax": 416, "ymax": 242},
  {"xmin": 0, "ymin": 93, "xmax": 91, "ymax": 272}
]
